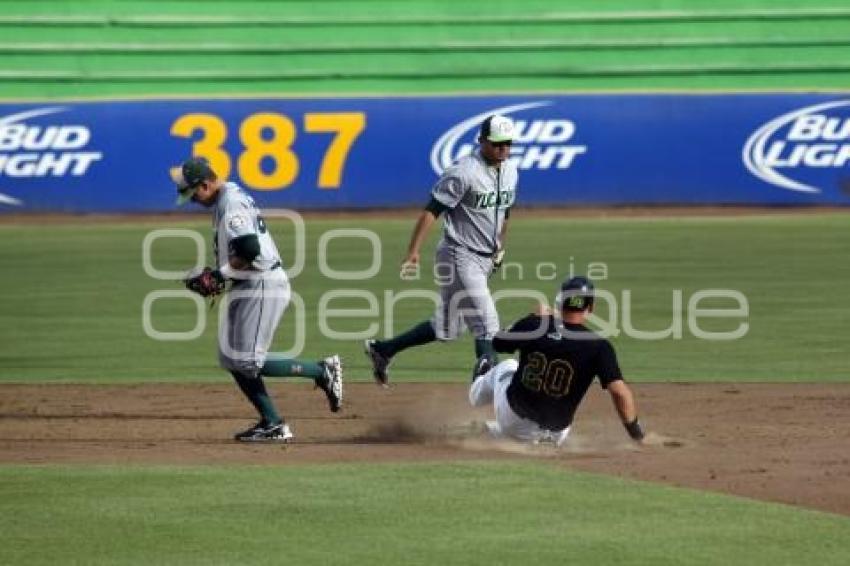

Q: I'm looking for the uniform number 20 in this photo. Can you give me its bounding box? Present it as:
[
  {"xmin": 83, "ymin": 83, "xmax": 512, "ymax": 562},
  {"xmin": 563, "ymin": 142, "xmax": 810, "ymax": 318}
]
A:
[
  {"xmin": 171, "ymin": 112, "xmax": 366, "ymax": 190},
  {"xmin": 521, "ymin": 352, "xmax": 574, "ymax": 398}
]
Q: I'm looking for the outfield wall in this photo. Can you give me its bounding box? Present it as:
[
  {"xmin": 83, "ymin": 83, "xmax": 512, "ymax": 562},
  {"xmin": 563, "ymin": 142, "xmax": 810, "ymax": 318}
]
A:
[{"xmin": 0, "ymin": 93, "xmax": 848, "ymax": 212}]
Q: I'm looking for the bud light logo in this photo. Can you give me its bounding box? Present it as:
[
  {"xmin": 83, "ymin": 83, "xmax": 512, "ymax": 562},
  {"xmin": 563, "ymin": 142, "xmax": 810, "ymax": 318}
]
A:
[
  {"xmin": 742, "ymin": 100, "xmax": 850, "ymax": 194},
  {"xmin": 0, "ymin": 107, "xmax": 102, "ymax": 180},
  {"xmin": 430, "ymin": 101, "xmax": 587, "ymax": 175},
  {"xmin": 0, "ymin": 191, "xmax": 20, "ymax": 206}
]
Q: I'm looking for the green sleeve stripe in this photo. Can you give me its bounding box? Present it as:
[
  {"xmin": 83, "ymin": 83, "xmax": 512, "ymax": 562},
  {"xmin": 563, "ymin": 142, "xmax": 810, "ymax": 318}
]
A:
[
  {"xmin": 425, "ymin": 197, "xmax": 449, "ymax": 217},
  {"xmin": 229, "ymin": 234, "xmax": 261, "ymax": 261}
]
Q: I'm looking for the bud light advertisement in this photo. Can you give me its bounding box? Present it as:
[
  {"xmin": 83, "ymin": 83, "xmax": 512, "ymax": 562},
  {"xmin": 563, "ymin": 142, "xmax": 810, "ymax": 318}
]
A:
[{"xmin": 0, "ymin": 93, "xmax": 848, "ymax": 212}]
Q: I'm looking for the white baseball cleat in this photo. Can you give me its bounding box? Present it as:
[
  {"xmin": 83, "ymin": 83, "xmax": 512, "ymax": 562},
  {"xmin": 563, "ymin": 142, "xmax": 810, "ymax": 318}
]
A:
[{"xmin": 234, "ymin": 421, "xmax": 294, "ymax": 443}]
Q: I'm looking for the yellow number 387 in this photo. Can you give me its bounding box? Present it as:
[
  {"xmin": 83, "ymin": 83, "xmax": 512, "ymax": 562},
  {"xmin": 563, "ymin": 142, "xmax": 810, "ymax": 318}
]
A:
[{"xmin": 170, "ymin": 111, "xmax": 366, "ymax": 191}]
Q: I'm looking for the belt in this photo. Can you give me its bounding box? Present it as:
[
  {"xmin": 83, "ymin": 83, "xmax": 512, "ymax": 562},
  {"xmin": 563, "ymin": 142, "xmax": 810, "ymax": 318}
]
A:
[{"xmin": 445, "ymin": 235, "xmax": 495, "ymax": 258}]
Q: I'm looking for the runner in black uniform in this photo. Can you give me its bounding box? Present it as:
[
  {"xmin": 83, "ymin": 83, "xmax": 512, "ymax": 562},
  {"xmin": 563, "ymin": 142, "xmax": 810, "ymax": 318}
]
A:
[{"xmin": 469, "ymin": 276, "xmax": 645, "ymax": 445}]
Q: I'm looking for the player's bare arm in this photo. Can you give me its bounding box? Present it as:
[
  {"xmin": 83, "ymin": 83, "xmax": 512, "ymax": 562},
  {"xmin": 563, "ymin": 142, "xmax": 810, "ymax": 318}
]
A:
[
  {"xmin": 607, "ymin": 379, "xmax": 645, "ymax": 442},
  {"xmin": 402, "ymin": 208, "xmax": 439, "ymax": 267},
  {"xmin": 493, "ymin": 214, "xmax": 510, "ymax": 269},
  {"xmin": 498, "ymin": 216, "xmax": 510, "ymax": 247}
]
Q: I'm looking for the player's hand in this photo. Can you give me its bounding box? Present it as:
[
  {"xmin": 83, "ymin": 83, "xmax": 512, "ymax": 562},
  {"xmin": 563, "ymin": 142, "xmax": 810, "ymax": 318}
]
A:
[
  {"xmin": 535, "ymin": 302, "xmax": 553, "ymax": 316},
  {"xmin": 489, "ymin": 247, "xmax": 505, "ymax": 276},
  {"xmin": 400, "ymin": 252, "xmax": 420, "ymax": 280},
  {"xmin": 492, "ymin": 247, "xmax": 505, "ymax": 270}
]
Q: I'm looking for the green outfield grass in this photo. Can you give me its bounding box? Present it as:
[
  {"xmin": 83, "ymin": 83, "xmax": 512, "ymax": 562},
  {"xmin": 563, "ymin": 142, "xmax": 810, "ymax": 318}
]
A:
[
  {"xmin": 1, "ymin": 461, "xmax": 848, "ymax": 566},
  {"xmin": 0, "ymin": 212, "xmax": 848, "ymax": 383}
]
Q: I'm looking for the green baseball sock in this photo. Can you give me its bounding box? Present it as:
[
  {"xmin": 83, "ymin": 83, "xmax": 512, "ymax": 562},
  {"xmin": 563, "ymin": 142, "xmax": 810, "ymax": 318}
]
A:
[
  {"xmin": 230, "ymin": 372, "xmax": 282, "ymax": 425},
  {"xmin": 377, "ymin": 320, "xmax": 437, "ymax": 358},
  {"xmin": 262, "ymin": 358, "xmax": 324, "ymax": 380},
  {"xmin": 475, "ymin": 338, "xmax": 497, "ymax": 362}
]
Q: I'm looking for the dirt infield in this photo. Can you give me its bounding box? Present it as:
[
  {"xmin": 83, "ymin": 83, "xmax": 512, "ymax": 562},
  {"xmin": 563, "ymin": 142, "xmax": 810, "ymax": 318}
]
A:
[{"xmin": 1, "ymin": 382, "xmax": 848, "ymax": 516}]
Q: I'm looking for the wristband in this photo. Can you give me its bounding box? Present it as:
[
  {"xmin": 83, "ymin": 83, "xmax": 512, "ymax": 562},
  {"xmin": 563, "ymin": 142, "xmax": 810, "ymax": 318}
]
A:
[{"xmin": 623, "ymin": 418, "xmax": 645, "ymax": 441}]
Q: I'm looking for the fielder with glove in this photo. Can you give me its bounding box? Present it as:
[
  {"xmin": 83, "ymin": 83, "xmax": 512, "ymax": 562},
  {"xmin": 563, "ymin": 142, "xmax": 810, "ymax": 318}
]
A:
[{"xmin": 173, "ymin": 156, "xmax": 343, "ymax": 443}]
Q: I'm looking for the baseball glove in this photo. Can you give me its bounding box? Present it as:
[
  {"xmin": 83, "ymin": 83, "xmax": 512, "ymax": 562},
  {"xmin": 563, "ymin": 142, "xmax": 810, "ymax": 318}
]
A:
[{"xmin": 184, "ymin": 267, "xmax": 225, "ymax": 297}]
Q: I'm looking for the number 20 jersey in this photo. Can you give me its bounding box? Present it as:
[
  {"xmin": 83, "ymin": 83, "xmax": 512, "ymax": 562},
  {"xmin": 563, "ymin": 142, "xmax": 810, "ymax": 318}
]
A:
[{"xmin": 492, "ymin": 314, "xmax": 623, "ymax": 432}]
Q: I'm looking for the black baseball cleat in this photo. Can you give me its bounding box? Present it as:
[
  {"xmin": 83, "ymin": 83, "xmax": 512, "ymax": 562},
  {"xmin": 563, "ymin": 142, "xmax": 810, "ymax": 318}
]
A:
[
  {"xmin": 364, "ymin": 339, "xmax": 391, "ymax": 387},
  {"xmin": 317, "ymin": 354, "xmax": 343, "ymax": 412},
  {"xmin": 234, "ymin": 421, "xmax": 293, "ymax": 443},
  {"xmin": 471, "ymin": 355, "xmax": 494, "ymax": 383}
]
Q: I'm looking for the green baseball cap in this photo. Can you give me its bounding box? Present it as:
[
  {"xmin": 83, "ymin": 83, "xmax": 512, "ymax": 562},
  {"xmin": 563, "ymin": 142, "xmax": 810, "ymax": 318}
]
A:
[{"xmin": 171, "ymin": 156, "xmax": 215, "ymax": 205}]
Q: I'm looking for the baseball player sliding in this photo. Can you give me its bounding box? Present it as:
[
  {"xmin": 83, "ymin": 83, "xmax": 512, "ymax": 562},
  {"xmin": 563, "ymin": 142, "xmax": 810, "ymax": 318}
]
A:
[
  {"xmin": 470, "ymin": 276, "xmax": 645, "ymax": 446},
  {"xmin": 173, "ymin": 157, "xmax": 343, "ymax": 443},
  {"xmin": 365, "ymin": 114, "xmax": 517, "ymax": 385}
]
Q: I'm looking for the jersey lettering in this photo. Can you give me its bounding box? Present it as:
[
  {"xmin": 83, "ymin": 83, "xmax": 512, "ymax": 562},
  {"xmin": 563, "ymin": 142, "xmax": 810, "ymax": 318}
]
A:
[
  {"xmin": 473, "ymin": 189, "xmax": 515, "ymax": 209},
  {"xmin": 520, "ymin": 351, "xmax": 575, "ymax": 399}
]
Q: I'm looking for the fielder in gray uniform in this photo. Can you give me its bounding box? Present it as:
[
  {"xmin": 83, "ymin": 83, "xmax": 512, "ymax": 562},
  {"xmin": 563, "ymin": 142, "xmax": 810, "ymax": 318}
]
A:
[
  {"xmin": 173, "ymin": 157, "xmax": 343, "ymax": 443},
  {"xmin": 365, "ymin": 115, "xmax": 517, "ymax": 385}
]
